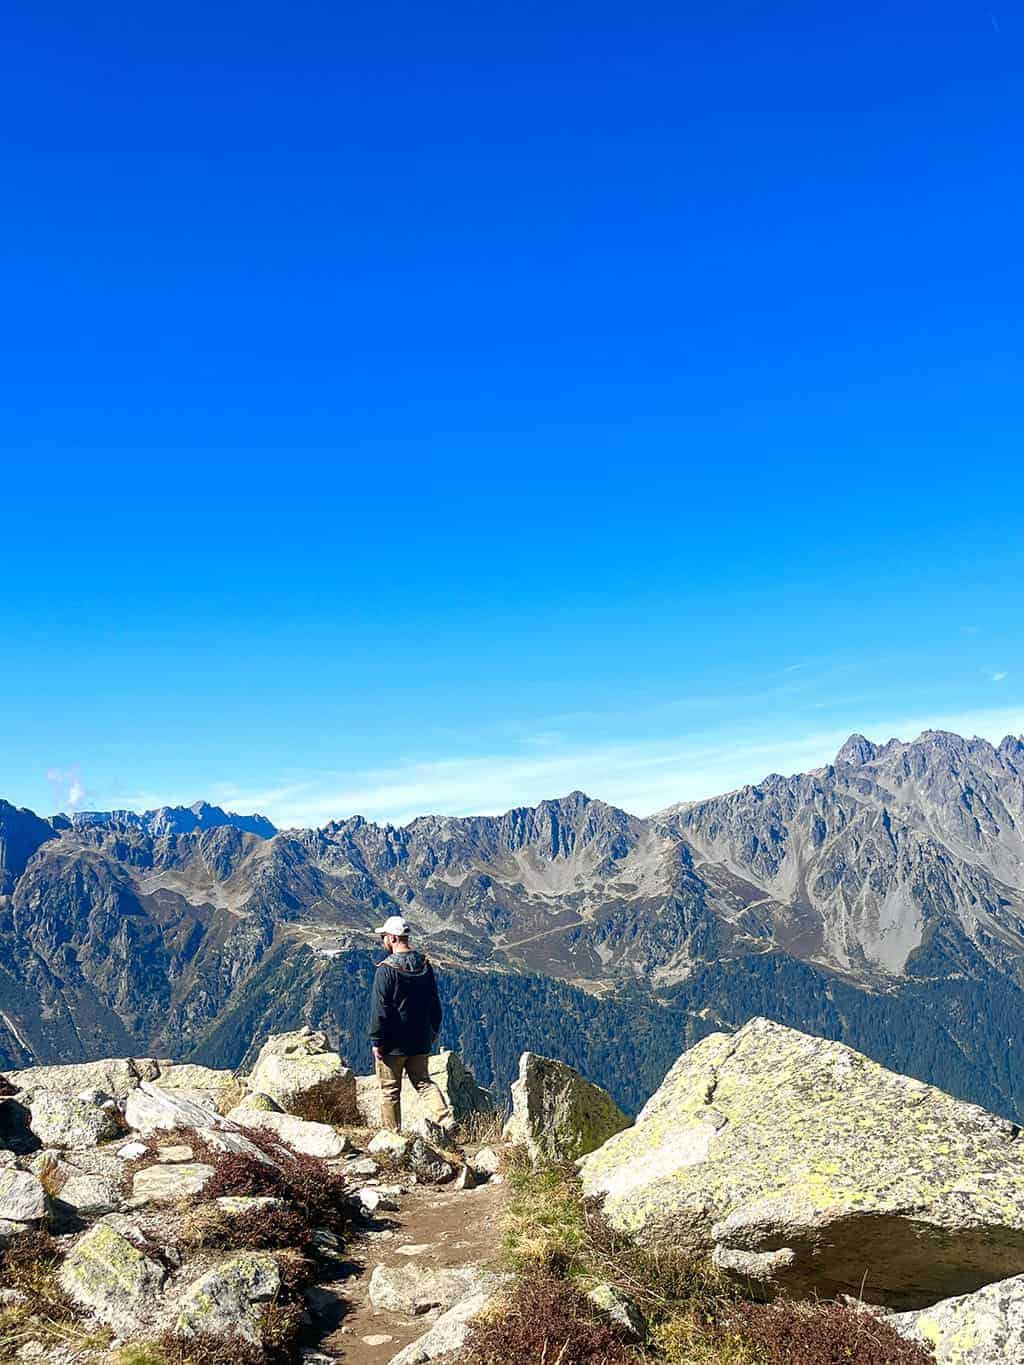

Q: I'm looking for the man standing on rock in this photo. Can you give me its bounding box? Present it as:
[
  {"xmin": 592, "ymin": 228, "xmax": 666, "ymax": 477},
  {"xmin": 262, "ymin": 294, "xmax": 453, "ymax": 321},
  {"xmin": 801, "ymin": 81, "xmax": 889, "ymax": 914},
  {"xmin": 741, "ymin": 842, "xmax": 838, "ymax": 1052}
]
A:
[{"xmin": 369, "ymin": 915, "xmax": 452, "ymax": 1133}]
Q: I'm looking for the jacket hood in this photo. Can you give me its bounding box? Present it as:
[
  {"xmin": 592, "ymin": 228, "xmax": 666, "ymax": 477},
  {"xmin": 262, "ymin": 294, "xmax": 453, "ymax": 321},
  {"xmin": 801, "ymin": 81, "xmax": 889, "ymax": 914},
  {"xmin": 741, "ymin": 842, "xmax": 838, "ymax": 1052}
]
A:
[{"xmin": 382, "ymin": 949, "xmax": 431, "ymax": 976}]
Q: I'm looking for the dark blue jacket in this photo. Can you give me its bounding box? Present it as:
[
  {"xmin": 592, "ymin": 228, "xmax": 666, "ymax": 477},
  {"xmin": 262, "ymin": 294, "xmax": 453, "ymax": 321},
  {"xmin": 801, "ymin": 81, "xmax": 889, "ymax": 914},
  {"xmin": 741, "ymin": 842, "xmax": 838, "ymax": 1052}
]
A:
[{"xmin": 368, "ymin": 950, "xmax": 443, "ymax": 1057}]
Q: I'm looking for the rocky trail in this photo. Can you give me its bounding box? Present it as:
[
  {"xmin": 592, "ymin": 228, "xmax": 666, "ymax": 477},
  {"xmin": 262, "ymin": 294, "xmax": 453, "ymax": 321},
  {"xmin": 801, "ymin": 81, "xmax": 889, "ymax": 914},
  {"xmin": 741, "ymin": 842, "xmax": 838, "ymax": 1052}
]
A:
[{"xmin": 310, "ymin": 1172, "xmax": 507, "ymax": 1363}]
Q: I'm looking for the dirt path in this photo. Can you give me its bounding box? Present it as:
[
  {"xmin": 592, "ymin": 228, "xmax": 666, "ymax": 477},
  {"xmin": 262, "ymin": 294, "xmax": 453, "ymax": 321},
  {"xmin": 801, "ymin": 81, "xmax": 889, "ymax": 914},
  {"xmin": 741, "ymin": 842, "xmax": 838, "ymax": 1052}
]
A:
[{"xmin": 309, "ymin": 1173, "xmax": 507, "ymax": 1364}]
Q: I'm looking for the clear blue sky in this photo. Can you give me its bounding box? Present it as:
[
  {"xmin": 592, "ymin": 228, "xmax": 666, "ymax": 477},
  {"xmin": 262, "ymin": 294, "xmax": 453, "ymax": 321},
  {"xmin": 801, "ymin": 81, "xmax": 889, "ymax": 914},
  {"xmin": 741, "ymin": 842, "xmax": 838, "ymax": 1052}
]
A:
[{"xmin": 3, "ymin": 1, "xmax": 1022, "ymax": 826}]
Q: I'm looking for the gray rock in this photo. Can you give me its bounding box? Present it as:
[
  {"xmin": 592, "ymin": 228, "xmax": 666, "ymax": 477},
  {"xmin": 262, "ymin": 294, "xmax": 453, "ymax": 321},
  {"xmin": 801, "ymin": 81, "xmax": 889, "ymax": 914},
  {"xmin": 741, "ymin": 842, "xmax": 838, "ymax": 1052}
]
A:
[
  {"xmin": 349, "ymin": 1157, "xmax": 382, "ymax": 1178},
  {"xmin": 368, "ymin": 1263, "xmax": 490, "ymax": 1315},
  {"xmin": 59, "ymin": 1216, "xmax": 165, "ymax": 1332},
  {"xmin": 28, "ymin": 1091, "xmax": 123, "ymax": 1149},
  {"xmin": 226, "ymin": 1106, "xmax": 348, "ymax": 1158},
  {"xmin": 4, "ymin": 1058, "xmax": 160, "ymax": 1100},
  {"xmin": 157, "ymin": 1144, "xmax": 195, "ymax": 1163},
  {"xmin": 579, "ymin": 1018, "xmax": 1024, "ymax": 1309},
  {"xmin": 0, "ymin": 1218, "xmax": 33, "ymax": 1242},
  {"xmin": 246, "ymin": 1028, "xmax": 356, "ymax": 1117},
  {"xmin": 117, "ymin": 1141, "xmax": 148, "ymax": 1160},
  {"xmin": 453, "ymin": 1164, "xmax": 476, "ymax": 1191},
  {"xmin": 31, "ymin": 1151, "xmax": 126, "ymax": 1217},
  {"xmin": 131, "ymin": 1161, "xmax": 215, "ymax": 1204},
  {"xmin": 368, "ymin": 1131, "xmax": 410, "ymax": 1161},
  {"xmin": 587, "ymin": 1283, "xmax": 645, "ymax": 1339},
  {"xmin": 469, "ymin": 1146, "xmax": 501, "ymax": 1178},
  {"xmin": 124, "ymin": 1082, "xmax": 227, "ymax": 1136},
  {"xmin": 408, "ymin": 1138, "xmax": 455, "ymax": 1184},
  {"xmin": 175, "ymin": 1251, "xmax": 281, "ymax": 1344},
  {"xmin": 880, "ymin": 1273, "xmax": 1024, "ymax": 1363},
  {"xmin": 387, "ymin": 1276, "xmax": 510, "ymax": 1363},
  {"xmin": 504, "ymin": 1051, "xmax": 630, "ymax": 1164},
  {"xmin": 0, "ymin": 1168, "xmax": 45, "ymax": 1222}
]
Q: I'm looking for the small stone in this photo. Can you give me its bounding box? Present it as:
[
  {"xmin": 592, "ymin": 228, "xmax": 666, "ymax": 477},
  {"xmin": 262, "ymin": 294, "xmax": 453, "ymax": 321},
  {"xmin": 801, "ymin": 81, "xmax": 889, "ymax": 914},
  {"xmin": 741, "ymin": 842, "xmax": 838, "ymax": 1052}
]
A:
[
  {"xmin": 469, "ymin": 1146, "xmax": 501, "ymax": 1177},
  {"xmin": 157, "ymin": 1145, "xmax": 194, "ymax": 1163},
  {"xmin": 348, "ymin": 1157, "xmax": 381, "ymax": 1178},
  {"xmin": 117, "ymin": 1141, "xmax": 148, "ymax": 1160},
  {"xmin": 369, "ymin": 1264, "xmax": 488, "ymax": 1315},
  {"xmin": 368, "ymin": 1130, "xmax": 410, "ymax": 1161},
  {"xmin": 407, "ymin": 1138, "xmax": 455, "ymax": 1184},
  {"xmin": 396, "ymin": 1243, "xmax": 435, "ymax": 1257},
  {"xmin": 587, "ymin": 1283, "xmax": 645, "ymax": 1339},
  {"xmin": 362, "ymin": 1334, "xmax": 394, "ymax": 1346},
  {"xmin": 453, "ymin": 1165, "xmax": 476, "ymax": 1191},
  {"xmin": 214, "ymin": 1196, "xmax": 285, "ymax": 1214}
]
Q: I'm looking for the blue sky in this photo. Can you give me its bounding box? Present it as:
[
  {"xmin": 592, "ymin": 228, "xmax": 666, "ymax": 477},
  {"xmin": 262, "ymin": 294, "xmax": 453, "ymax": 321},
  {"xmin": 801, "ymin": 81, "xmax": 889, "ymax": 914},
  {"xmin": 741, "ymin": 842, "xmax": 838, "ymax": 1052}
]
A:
[{"xmin": 3, "ymin": 1, "xmax": 1022, "ymax": 827}]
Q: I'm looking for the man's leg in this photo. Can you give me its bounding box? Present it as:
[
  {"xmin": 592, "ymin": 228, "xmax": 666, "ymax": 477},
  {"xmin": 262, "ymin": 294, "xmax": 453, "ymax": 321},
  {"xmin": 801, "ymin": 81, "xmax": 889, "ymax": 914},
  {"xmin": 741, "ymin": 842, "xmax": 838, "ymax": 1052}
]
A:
[
  {"xmin": 376, "ymin": 1053, "xmax": 405, "ymax": 1131},
  {"xmin": 404, "ymin": 1054, "xmax": 451, "ymax": 1126}
]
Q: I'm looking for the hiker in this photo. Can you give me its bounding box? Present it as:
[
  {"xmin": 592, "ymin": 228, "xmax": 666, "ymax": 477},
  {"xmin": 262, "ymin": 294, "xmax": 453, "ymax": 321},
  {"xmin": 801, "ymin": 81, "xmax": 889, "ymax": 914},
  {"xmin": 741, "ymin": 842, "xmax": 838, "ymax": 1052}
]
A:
[{"xmin": 368, "ymin": 914, "xmax": 452, "ymax": 1133}]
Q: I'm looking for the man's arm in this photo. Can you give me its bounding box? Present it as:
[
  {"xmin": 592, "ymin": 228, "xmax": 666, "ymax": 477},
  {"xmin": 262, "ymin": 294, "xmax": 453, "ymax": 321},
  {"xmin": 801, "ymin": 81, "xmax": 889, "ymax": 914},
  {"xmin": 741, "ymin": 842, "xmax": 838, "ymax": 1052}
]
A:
[{"xmin": 368, "ymin": 965, "xmax": 391, "ymax": 1061}]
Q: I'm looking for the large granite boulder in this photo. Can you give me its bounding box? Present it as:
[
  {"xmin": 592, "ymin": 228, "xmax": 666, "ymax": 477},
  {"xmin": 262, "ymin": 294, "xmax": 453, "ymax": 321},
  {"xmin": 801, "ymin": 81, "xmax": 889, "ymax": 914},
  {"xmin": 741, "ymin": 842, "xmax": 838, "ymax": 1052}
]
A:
[
  {"xmin": 503, "ymin": 1052, "xmax": 630, "ymax": 1164},
  {"xmin": 246, "ymin": 1027, "xmax": 355, "ymax": 1116},
  {"xmin": 153, "ymin": 1063, "xmax": 237, "ymax": 1110},
  {"xmin": 30, "ymin": 1149, "xmax": 126, "ymax": 1218},
  {"xmin": 175, "ymin": 1251, "xmax": 281, "ymax": 1344},
  {"xmin": 881, "ymin": 1273, "xmax": 1024, "ymax": 1363},
  {"xmin": 355, "ymin": 1050, "xmax": 495, "ymax": 1130},
  {"xmin": 4, "ymin": 1058, "xmax": 160, "ymax": 1100},
  {"xmin": 28, "ymin": 1091, "xmax": 123, "ymax": 1149},
  {"xmin": 124, "ymin": 1082, "xmax": 228, "ymax": 1136},
  {"xmin": 225, "ymin": 1107, "xmax": 348, "ymax": 1158},
  {"xmin": 59, "ymin": 1216, "xmax": 166, "ymax": 1332},
  {"xmin": 579, "ymin": 1018, "xmax": 1024, "ymax": 1309}
]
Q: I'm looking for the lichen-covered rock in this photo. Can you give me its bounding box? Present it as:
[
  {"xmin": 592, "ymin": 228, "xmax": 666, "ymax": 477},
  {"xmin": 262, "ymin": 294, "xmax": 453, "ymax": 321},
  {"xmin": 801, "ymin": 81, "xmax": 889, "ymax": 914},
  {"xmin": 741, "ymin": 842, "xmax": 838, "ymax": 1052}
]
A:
[
  {"xmin": 5, "ymin": 1058, "xmax": 160, "ymax": 1099},
  {"xmin": 579, "ymin": 1017, "xmax": 1024, "ymax": 1309},
  {"xmin": 504, "ymin": 1052, "xmax": 630, "ymax": 1164},
  {"xmin": 469, "ymin": 1146, "xmax": 501, "ymax": 1178},
  {"xmin": 880, "ymin": 1273, "xmax": 1024, "ymax": 1363},
  {"xmin": 124, "ymin": 1082, "xmax": 226, "ymax": 1136},
  {"xmin": 155, "ymin": 1063, "xmax": 234, "ymax": 1092},
  {"xmin": 230, "ymin": 1090, "xmax": 281, "ymax": 1114},
  {"xmin": 59, "ymin": 1217, "xmax": 165, "ymax": 1332},
  {"xmin": 355, "ymin": 1051, "xmax": 495, "ymax": 1130},
  {"xmin": 0, "ymin": 1167, "xmax": 45, "ymax": 1222},
  {"xmin": 388, "ymin": 1275, "xmax": 511, "ymax": 1364},
  {"xmin": 28, "ymin": 1090, "xmax": 122, "ymax": 1149},
  {"xmin": 225, "ymin": 1107, "xmax": 348, "ymax": 1158},
  {"xmin": 175, "ymin": 1251, "xmax": 281, "ymax": 1344},
  {"xmin": 587, "ymin": 1283, "xmax": 644, "ymax": 1339},
  {"xmin": 247, "ymin": 1030, "xmax": 354, "ymax": 1116},
  {"xmin": 131, "ymin": 1161, "xmax": 215, "ymax": 1204},
  {"xmin": 368, "ymin": 1263, "xmax": 487, "ymax": 1314},
  {"xmin": 30, "ymin": 1149, "xmax": 125, "ymax": 1217}
]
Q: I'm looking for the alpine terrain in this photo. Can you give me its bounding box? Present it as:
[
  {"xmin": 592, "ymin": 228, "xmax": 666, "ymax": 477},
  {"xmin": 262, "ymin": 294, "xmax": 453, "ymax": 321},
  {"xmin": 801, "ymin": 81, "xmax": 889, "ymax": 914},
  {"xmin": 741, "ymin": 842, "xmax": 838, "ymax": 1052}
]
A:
[{"xmin": 1, "ymin": 729, "xmax": 1023, "ymax": 1119}]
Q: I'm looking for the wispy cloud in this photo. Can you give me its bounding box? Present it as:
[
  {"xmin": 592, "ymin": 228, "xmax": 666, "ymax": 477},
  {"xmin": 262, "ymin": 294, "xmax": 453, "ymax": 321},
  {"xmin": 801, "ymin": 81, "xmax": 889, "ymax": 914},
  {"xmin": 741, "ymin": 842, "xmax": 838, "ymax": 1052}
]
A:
[
  {"xmin": 46, "ymin": 766, "xmax": 87, "ymax": 810},
  {"xmin": 993, "ymin": 671, "xmax": 1009, "ymax": 682},
  {"xmin": 143, "ymin": 702, "xmax": 1024, "ymax": 829}
]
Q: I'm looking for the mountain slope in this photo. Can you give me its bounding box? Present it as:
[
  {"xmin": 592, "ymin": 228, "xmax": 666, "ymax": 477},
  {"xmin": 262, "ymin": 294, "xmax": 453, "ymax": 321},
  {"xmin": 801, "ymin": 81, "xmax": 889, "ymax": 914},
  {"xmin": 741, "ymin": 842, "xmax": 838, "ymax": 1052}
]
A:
[{"xmin": 1, "ymin": 729, "xmax": 1023, "ymax": 1118}]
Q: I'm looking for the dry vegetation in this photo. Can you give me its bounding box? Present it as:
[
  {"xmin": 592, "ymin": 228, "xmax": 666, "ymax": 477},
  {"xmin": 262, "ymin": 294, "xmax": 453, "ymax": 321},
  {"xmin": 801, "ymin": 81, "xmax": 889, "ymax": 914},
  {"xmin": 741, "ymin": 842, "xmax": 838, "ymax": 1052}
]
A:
[
  {"xmin": 0, "ymin": 1229, "xmax": 113, "ymax": 1360},
  {"xmin": 465, "ymin": 1154, "xmax": 935, "ymax": 1365},
  {"xmin": 287, "ymin": 1075, "xmax": 360, "ymax": 1127}
]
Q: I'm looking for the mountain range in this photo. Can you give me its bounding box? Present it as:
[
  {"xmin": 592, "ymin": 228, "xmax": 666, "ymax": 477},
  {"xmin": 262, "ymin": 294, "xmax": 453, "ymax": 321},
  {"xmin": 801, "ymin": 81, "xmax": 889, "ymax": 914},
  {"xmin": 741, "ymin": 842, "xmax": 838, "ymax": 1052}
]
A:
[{"xmin": 2, "ymin": 729, "xmax": 1023, "ymax": 1118}]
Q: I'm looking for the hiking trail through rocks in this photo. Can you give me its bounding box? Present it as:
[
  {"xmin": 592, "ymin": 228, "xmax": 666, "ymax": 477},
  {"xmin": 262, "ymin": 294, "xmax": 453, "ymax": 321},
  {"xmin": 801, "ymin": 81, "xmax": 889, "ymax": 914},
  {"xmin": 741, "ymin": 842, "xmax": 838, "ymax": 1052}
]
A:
[{"xmin": 310, "ymin": 1162, "xmax": 508, "ymax": 1363}]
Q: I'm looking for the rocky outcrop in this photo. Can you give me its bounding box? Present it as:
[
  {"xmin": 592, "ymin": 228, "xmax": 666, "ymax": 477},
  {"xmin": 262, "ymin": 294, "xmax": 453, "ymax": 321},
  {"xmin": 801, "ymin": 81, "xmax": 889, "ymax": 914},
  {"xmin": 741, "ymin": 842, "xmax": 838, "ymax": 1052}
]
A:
[
  {"xmin": 504, "ymin": 1052, "xmax": 630, "ymax": 1164},
  {"xmin": 246, "ymin": 1027, "xmax": 355, "ymax": 1115},
  {"xmin": 354, "ymin": 1050, "xmax": 495, "ymax": 1130},
  {"xmin": 124, "ymin": 1081, "xmax": 229, "ymax": 1135},
  {"xmin": 5, "ymin": 1058, "xmax": 161, "ymax": 1100},
  {"xmin": 881, "ymin": 1273, "xmax": 1024, "ymax": 1363},
  {"xmin": 579, "ymin": 1018, "xmax": 1024, "ymax": 1309}
]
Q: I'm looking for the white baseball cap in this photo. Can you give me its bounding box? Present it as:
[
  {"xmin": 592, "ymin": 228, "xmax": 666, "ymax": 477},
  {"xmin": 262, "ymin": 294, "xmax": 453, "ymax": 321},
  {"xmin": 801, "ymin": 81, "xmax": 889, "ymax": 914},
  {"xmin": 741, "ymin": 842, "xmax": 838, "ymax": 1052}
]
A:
[{"xmin": 374, "ymin": 915, "xmax": 410, "ymax": 937}]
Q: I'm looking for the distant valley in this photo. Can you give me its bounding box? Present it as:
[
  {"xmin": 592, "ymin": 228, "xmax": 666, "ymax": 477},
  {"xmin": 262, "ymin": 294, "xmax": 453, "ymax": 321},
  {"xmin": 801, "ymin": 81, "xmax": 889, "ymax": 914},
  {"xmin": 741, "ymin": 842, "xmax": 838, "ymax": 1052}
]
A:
[{"xmin": 2, "ymin": 728, "xmax": 1023, "ymax": 1118}]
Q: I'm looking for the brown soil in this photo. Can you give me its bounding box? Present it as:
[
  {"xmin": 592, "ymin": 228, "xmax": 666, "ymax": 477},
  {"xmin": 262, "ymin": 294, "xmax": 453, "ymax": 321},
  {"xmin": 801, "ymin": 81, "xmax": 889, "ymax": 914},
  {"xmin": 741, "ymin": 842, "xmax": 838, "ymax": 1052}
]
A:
[{"xmin": 309, "ymin": 1175, "xmax": 507, "ymax": 1363}]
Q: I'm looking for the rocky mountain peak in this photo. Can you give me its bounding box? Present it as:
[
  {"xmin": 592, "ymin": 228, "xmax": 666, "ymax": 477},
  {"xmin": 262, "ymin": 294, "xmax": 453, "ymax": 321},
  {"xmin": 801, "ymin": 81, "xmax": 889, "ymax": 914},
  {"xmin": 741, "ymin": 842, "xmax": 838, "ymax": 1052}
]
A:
[{"xmin": 835, "ymin": 733, "xmax": 879, "ymax": 766}]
